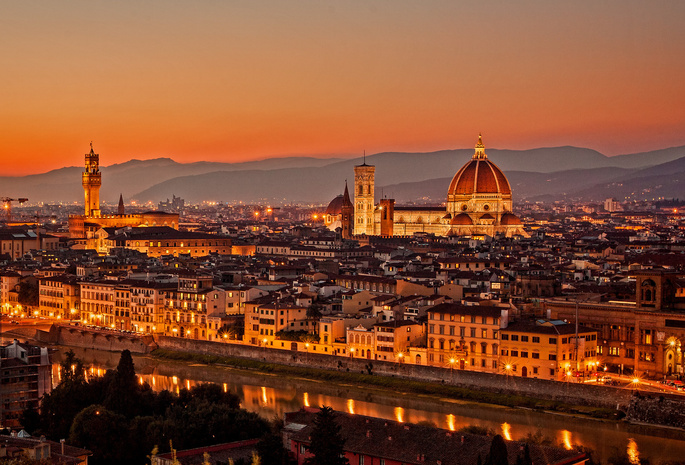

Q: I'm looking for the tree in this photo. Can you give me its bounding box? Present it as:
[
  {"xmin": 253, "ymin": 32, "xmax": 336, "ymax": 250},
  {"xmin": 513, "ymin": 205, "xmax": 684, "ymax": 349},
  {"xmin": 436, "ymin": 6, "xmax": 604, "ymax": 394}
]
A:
[
  {"xmin": 515, "ymin": 444, "xmax": 532, "ymax": 465},
  {"xmin": 104, "ymin": 350, "xmax": 139, "ymax": 417},
  {"xmin": 256, "ymin": 418, "xmax": 293, "ymax": 465},
  {"xmin": 60, "ymin": 350, "xmax": 86, "ymax": 385},
  {"xmin": 20, "ymin": 405, "xmax": 40, "ymax": 434},
  {"xmin": 18, "ymin": 280, "xmax": 38, "ymax": 307},
  {"xmin": 306, "ymin": 304, "xmax": 323, "ymax": 320},
  {"xmin": 304, "ymin": 406, "xmax": 349, "ymax": 465},
  {"xmin": 69, "ymin": 405, "xmax": 128, "ymax": 465},
  {"xmin": 486, "ymin": 435, "xmax": 509, "ymax": 465}
]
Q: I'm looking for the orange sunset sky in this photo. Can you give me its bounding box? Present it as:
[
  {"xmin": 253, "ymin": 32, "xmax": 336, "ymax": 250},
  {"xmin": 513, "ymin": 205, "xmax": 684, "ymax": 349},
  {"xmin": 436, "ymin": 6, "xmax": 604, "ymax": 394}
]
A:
[{"xmin": 2, "ymin": 1, "xmax": 685, "ymax": 175}]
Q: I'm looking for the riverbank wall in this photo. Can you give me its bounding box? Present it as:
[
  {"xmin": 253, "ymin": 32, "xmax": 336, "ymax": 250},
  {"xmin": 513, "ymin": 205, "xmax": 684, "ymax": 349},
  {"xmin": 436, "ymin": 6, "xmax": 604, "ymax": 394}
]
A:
[
  {"xmin": 156, "ymin": 336, "xmax": 633, "ymax": 410},
  {"xmin": 35, "ymin": 324, "xmax": 157, "ymax": 354},
  {"xmin": 627, "ymin": 394, "xmax": 685, "ymax": 428}
]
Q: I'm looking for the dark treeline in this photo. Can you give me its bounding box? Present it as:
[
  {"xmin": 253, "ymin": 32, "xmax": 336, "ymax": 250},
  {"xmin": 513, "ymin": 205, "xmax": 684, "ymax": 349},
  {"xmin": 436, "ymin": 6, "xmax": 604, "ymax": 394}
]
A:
[{"xmin": 22, "ymin": 349, "xmax": 291, "ymax": 465}]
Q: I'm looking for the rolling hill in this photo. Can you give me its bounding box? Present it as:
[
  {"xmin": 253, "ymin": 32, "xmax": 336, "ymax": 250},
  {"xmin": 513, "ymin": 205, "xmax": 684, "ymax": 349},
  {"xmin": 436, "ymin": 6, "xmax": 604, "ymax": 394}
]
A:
[{"xmin": 2, "ymin": 145, "xmax": 683, "ymax": 204}]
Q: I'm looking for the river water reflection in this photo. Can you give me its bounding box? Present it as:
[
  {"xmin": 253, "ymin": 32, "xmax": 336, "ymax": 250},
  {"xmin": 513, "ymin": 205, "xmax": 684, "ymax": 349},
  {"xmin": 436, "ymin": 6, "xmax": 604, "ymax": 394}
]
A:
[{"xmin": 52, "ymin": 347, "xmax": 685, "ymax": 463}]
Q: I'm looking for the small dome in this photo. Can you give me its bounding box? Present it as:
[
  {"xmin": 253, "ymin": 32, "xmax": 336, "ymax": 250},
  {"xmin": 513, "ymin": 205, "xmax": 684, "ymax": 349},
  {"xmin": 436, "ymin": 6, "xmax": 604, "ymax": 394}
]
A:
[
  {"xmin": 500, "ymin": 213, "xmax": 522, "ymax": 225},
  {"xmin": 451, "ymin": 213, "xmax": 473, "ymax": 225},
  {"xmin": 480, "ymin": 213, "xmax": 495, "ymax": 220},
  {"xmin": 325, "ymin": 195, "xmax": 345, "ymax": 216}
]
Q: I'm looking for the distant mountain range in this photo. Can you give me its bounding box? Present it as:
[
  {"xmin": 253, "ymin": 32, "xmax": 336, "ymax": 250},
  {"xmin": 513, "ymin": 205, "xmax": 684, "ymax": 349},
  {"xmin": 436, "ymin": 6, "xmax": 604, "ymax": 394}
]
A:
[{"xmin": 2, "ymin": 145, "xmax": 683, "ymax": 205}]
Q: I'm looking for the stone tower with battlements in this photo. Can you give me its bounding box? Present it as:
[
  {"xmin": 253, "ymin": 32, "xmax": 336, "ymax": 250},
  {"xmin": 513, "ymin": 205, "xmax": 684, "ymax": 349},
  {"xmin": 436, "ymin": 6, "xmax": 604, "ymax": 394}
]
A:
[{"xmin": 82, "ymin": 143, "xmax": 101, "ymax": 217}]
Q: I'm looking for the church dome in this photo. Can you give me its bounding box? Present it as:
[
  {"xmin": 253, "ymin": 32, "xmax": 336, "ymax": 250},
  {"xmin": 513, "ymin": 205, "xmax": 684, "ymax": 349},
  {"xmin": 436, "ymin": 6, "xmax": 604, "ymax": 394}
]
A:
[
  {"xmin": 447, "ymin": 135, "xmax": 511, "ymax": 196},
  {"xmin": 325, "ymin": 195, "xmax": 345, "ymax": 216},
  {"xmin": 451, "ymin": 213, "xmax": 473, "ymax": 225},
  {"xmin": 500, "ymin": 212, "xmax": 522, "ymax": 225},
  {"xmin": 325, "ymin": 182, "xmax": 353, "ymax": 216}
]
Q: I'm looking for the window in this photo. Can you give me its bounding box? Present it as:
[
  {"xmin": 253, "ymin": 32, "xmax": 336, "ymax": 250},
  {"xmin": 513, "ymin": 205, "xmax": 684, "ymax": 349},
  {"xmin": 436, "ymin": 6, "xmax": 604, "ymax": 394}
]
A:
[
  {"xmin": 521, "ymin": 336, "xmax": 529, "ymax": 342},
  {"xmin": 532, "ymin": 353, "xmax": 540, "ymax": 359},
  {"xmin": 521, "ymin": 351, "xmax": 528, "ymax": 358},
  {"xmin": 549, "ymin": 354, "xmax": 557, "ymax": 361},
  {"xmin": 609, "ymin": 347, "xmax": 620, "ymax": 356},
  {"xmin": 481, "ymin": 329, "xmax": 488, "ymax": 339},
  {"xmin": 549, "ymin": 338, "xmax": 557, "ymax": 344},
  {"xmin": 470, "ymin": 328, "xmax": 476, "ymax": 338},
  {"xmin": 511, "ymin": 350, "xmax": 518, "ymax": 357},
  {"xmin": 550, "ymin": 368, "xmax": 555, "ymax": 376},
  {"xmin": 532, "ymin": 336, "xmax": 540, "ymax": 343},
  {"xmin": 511, "ymin": 335, "xmax": 519, "ymax": 341},
  {"xmin": 501, "ymin": 334, "xmax": 509, "ymax": 341},
  {"xmin": 533, "ymin": 367, "xmax": 538, "ymax": 374}
]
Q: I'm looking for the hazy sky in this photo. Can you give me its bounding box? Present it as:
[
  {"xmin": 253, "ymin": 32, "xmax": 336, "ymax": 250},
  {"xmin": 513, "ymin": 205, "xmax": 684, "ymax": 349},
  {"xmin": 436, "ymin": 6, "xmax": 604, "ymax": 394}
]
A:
[{"xmin": 2, "ymin": 1, "xmax": 685, "ymax": 174}]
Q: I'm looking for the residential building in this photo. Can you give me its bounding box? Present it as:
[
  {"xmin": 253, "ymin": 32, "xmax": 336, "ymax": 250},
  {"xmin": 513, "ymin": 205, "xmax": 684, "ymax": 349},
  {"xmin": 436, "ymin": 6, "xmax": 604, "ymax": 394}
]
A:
[{"xmin": 0, "ymin": 340, "xmax": 51, "ymax": 427}]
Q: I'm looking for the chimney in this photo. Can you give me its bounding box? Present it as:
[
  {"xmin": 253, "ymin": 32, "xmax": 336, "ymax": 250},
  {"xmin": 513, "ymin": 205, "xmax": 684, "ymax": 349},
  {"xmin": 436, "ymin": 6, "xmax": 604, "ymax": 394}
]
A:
[
  {"xmin": 366, "ymin": 430, "xmax": 371, "ymax": 438},
  {"xmin": 461, "ymin": 435, "xmax": 465, "ymax": 443}
]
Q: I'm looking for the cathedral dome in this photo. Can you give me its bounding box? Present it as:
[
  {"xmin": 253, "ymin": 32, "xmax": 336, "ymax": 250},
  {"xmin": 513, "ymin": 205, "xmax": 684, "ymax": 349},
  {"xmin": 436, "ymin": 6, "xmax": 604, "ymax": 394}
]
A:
[
  {"xmin": 325, "ymin": 195, "xmax": 345, "ymax": 216},
  {"xmin": 325, "ymin": 182, "xmax": 353, "ymax": 216},
  {"xmin": 451, "ymin": 213, "xmax": 473, "ymax": 225},
  {"xmin": 447, "ymin": 135, "xmax": 511, "ymax": 196}
]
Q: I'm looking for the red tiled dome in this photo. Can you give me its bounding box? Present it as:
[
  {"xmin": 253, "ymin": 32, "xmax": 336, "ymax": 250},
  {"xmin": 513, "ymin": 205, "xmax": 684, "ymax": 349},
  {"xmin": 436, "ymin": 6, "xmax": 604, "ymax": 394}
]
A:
[
  {"xmin": 447, "ymin": 135, "xmax": 511, "ymax": 196},
  {"xmin": 448, "ymin": 159, "xmax": 511, "ymax": 196},
  {"xmin": 500, "ymin": 212, "xmax": 522, "ymax": 225},
  {"xmin": 325, "ymin": 195, "xmax": 345, "ymax": 215},
  {"xmin": 451, "ymin": 213, "xmax": 473, "ymax": 225}
]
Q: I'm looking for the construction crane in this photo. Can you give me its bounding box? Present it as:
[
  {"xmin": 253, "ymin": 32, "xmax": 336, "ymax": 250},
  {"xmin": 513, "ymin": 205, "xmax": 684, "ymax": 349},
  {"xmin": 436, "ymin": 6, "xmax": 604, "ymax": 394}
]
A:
[{"xmin": 1, "ymin": 197, "xmax": 29, "ymax": 222}]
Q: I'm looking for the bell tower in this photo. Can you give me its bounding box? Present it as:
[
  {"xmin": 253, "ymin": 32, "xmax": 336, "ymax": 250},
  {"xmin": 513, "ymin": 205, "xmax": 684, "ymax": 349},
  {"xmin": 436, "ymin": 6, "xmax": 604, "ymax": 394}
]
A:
[
  {"xmin": 83, "ymin": 142, "xmax": 101, "ymax": 217},
  {"xmin": 354, "ymin": 156, "xmax": 375, "ymax": 236}
]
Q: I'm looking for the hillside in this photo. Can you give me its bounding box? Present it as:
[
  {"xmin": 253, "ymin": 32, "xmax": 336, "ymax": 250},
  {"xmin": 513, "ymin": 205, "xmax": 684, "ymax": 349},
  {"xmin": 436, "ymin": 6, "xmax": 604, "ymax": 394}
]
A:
[{"xmin": 2, "ymin": 145, "xmax": 684, "ymax": 204}]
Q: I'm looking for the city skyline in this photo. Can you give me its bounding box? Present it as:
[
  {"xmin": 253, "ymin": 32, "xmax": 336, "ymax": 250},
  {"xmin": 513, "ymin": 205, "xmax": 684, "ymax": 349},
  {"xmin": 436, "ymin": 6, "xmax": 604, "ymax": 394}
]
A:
[{"xmin": 2, "ymin": 1, "xmax": 685, "ymax": 175}]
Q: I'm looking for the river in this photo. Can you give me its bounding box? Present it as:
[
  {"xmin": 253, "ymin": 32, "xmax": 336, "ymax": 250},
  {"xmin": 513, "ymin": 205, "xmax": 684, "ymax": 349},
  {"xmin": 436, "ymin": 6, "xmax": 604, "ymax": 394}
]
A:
[{"xmin": 50, "ymin": 347, "xmax": 685, "ymax": 464}]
